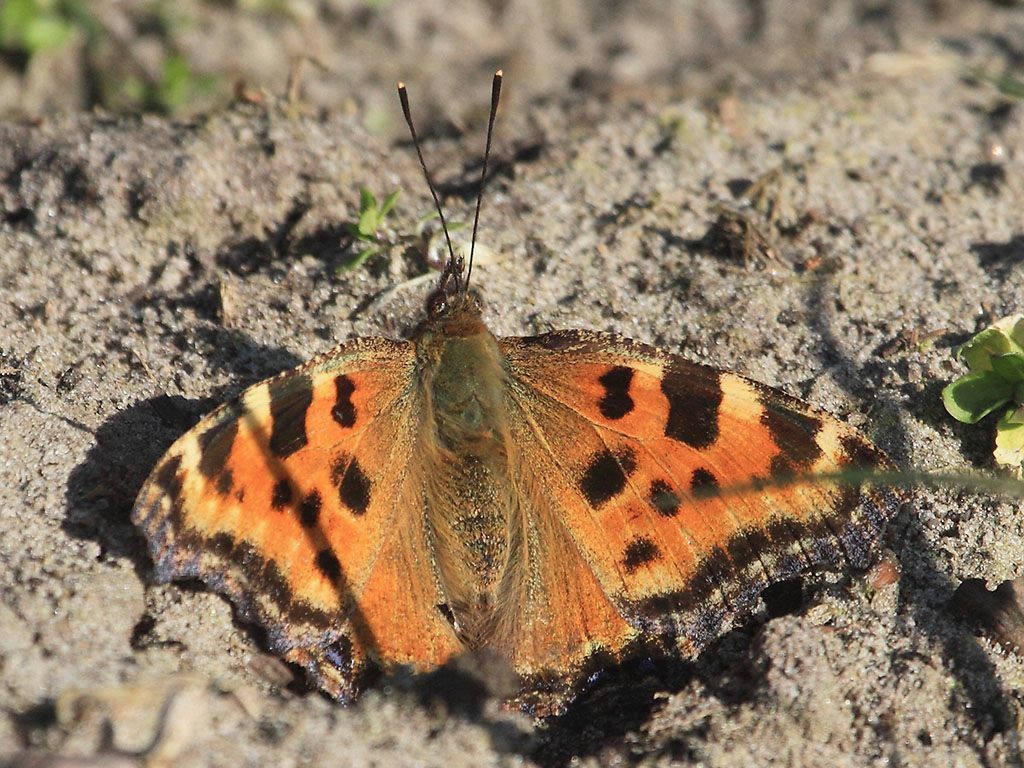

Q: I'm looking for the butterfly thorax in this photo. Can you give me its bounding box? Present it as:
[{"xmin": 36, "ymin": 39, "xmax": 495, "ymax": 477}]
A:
[{"xmin": 415, "ymin": 301, "xmax": 516, "ymax": 647}]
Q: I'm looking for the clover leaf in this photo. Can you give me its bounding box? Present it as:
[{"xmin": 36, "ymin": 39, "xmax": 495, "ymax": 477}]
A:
[{"xmin": 943, "ymin": 314, "xmax": 1024, "ymax": 475}]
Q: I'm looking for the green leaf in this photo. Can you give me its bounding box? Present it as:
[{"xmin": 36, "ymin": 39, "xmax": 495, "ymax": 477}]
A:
[
  {"xmin": 415, "ymin": 210, "xmax": 466, "ymax": 237},
  {"xmin": 23, "ymin": 14, "xmax": 71, "ymax": 52},
  {"xmin": 357, "ymin": 187, "xmax": 379, "ymax": 236},
  {"xmin": 379, "ymin": 189, "xmax": 399, "ymax": 218},
  {"xmin": 992, "ymin": 353, "xmax": 1024, "ymax": 383},
  {"xmin": 357, "ymin": 209, "xmax": 378, "ymax": 237},
  {"xmin": 942, "ymin": 370, "xmax": 1015, "ymax": 424},
  {"xmin": 957, "ymin": 327, "xmax": 1015, "ymax": 372},
  {"xmin": 996, "ymin": 314, "xmax": 1024, "ymax": 350},
  {"xmin": 339, "ymin": 244, "xmax": 381, "ymax": 272},
  {"xmin": 359, "ymin": 187, "xmax": 376, "ymax": 213},
  {"xmin": 0, "ymin": 0, "xmax": 36, "ymax": 47},
  {"xmin": 973, "ymin": 68, "xmax": 1024, "ymax": 101},
  {"xmin": 147, "ymin": 54, "xmax": 215, "ymax": 113},
  {"xmin": 1005, "ymin": 404, "xmax": 1024, "ymax": 426},
  {"xmin": 159, "ymin": 54, "xmax": 193, "ymax": 111},
  {"xmin": 995, "ymin": 408, "xmax": 1024, "ymax": 476}
]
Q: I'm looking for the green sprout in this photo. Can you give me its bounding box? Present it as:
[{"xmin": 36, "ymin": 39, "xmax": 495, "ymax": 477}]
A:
[
  {"xmin": 121, "ymin": 52, "xmax": 216, "ymax": 114},
  {"xmin": 0, "ymin": 1, "xmax": 217, "ymax": 115},
  {"xmin": 337, "ymin": 189, "xmax": 485, "ymax": 278},
  {"xmin": 341, "ymin": 187, "xmax": 401, "ymax": 271},
  {"xmin": 0, "ymin": 0, "xmax": 76, "ymax": 55},
  {"xmin": 967, "ymin": 66, "xmax": 1024, "ymax": 100},
  {"xmin": 943, "ymin": 314, "xmax": 1024, "ymax": 475}
]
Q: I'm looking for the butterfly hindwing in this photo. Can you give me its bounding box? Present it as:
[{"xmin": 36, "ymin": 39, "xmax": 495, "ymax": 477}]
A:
[
  {"xmin": 132, "ymin": 337, "xmax": 462, "ymax": 700},
  {"xmin": 500, "ymin": 329, "xmax": 896, "ymax": 659}
]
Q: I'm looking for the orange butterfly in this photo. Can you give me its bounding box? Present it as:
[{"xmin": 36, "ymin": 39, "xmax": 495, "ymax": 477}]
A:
[{"xmin": 132, "ymin": 72, "xmax": 896, "ymax": 710}]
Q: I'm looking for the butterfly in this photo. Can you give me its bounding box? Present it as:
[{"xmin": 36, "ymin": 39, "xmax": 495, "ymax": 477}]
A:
[{"xmin": 132, "ymin": 71, "xmax": 897, "ymax": 711}]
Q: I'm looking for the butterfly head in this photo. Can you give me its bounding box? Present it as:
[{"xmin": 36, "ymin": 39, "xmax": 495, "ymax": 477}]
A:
[
  {"xmin": 426, "ymin": 253, "xmax": 465, "ymax": 318},
  {"xmin": 423, "ymin": 248, "xmax": 483, "ymax": 315},
  {"xmin": 423, "ymin": 263, "xmax": 487, "ymax": 343}
]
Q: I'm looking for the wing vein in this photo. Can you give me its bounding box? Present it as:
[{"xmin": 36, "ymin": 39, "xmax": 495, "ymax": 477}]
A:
[
  {"xmin": 343, "ymin": 390, "xmax": 424, "ymax": 598},
  {"xmin": 502, "ymin": 381, "xmax": 631, "ymax": 610}
]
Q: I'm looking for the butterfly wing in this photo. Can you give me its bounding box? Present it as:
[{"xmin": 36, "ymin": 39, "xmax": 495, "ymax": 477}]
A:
[
  {"xmin": 132, "ymin": 337, "xmax": 463, "ymax": 701},
  {"xmin": 498, "ymin": 329, "xmax": 896, "ymax": 680}
]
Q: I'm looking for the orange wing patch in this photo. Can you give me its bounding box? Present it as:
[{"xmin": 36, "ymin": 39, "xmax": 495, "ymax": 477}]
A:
[
  {"xmin": 132, "ymin": 337, "xmax": 463, "ymax": 701},
  {"xmin": 501, "ymin": 330, "xmax": 895, "ymax": 660}
]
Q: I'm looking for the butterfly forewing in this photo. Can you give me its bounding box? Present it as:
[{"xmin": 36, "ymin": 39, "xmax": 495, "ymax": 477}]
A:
[{"xmin": 132, "ymin": 336, "xmax": 462, "ymax": 700}]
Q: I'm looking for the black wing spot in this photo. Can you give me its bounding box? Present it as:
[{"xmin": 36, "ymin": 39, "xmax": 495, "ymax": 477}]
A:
[
  {"xmin": 332, "ymin": 374, "xmax": 357, "ymax": 428},
  {"xmin": 316, "ymin": 549, "xmax": 342, "ymax": 582},
  {"xmin": 154, "ymin": 454, "xmax": 183, "ymax": 493},
  {"xmin": 208, "ymin": 532, "xmax": 235, "ymax": 557},
  {"xmin": 299, "ymin": 490, "xmax": 322, "ymax": 527},
  {"xmin": 690, "ymin": 467, "xmax": 720, "ymax": 498},
  {"xmin": 197, "ymin": 417, "xmax": 238, "ymax": 479},
  {"xmin": 769, "ymin": 454, "xmax": 796, "ymax": 480},
  {"xmin": 839, "ymin": 433, "xmax": 885, "ymax": 469},
  {"xmin": 759, "ymin": 395, "xmax": 823, "ymax": 469},
  {"xmin": 661, "ymin": 364, "xmax": 722, "ymax": 449},
  {"xmin": 725, "ymin": 527, "xmax": 771, "ymax": 576},
  {"xmin": 268, "ymin": 374, "xmax": 314, "ymax": 458},
  {"xmin": 334, "ymin": 455, "xmax": 372, "ymax": 515},
  {"xmin": 216, "ymin": 468, "xmax": 234, "ymax": 495},
  {"xmin": 597, "ymin": 366, "xmax": 635, "ymax": 420},
  {"xmin": 579, "ymin": 447, "xmax": 637, "ymax": 508},
  {"xmin": 649, "ymin": 479, "xmax": 681, "ymax": 517},
  {"xmin": 623, "ymin": 536, "xmax": 662, "ymax": 573},
  {"xmin": 271, "ymin": 479, "xmax": 293, "ymax": 510}
]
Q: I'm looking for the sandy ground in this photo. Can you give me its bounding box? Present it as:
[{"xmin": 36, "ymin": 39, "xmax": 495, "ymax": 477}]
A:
[
  {"xmin": 3, "ymin": 2, "xmax": 1024, "ymax": 766},
  {"xmin": 0, "ymin": 1, "xmax": 1012, "ymax": 131}
]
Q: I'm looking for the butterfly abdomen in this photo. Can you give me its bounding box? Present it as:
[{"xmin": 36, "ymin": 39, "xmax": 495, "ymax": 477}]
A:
[{"xmin": 417, "ymin": 313, "xmax": 521, "ymax": 649}]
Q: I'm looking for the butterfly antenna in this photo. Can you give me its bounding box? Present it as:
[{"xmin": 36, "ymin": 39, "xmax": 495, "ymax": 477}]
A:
[
  {"xmin": 465, "ymin": 69, "xmax": 502, "ymax": 293},
  {"xmin": 398, "ymin": 81, "xmax": 457, "ymax": 271}
]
